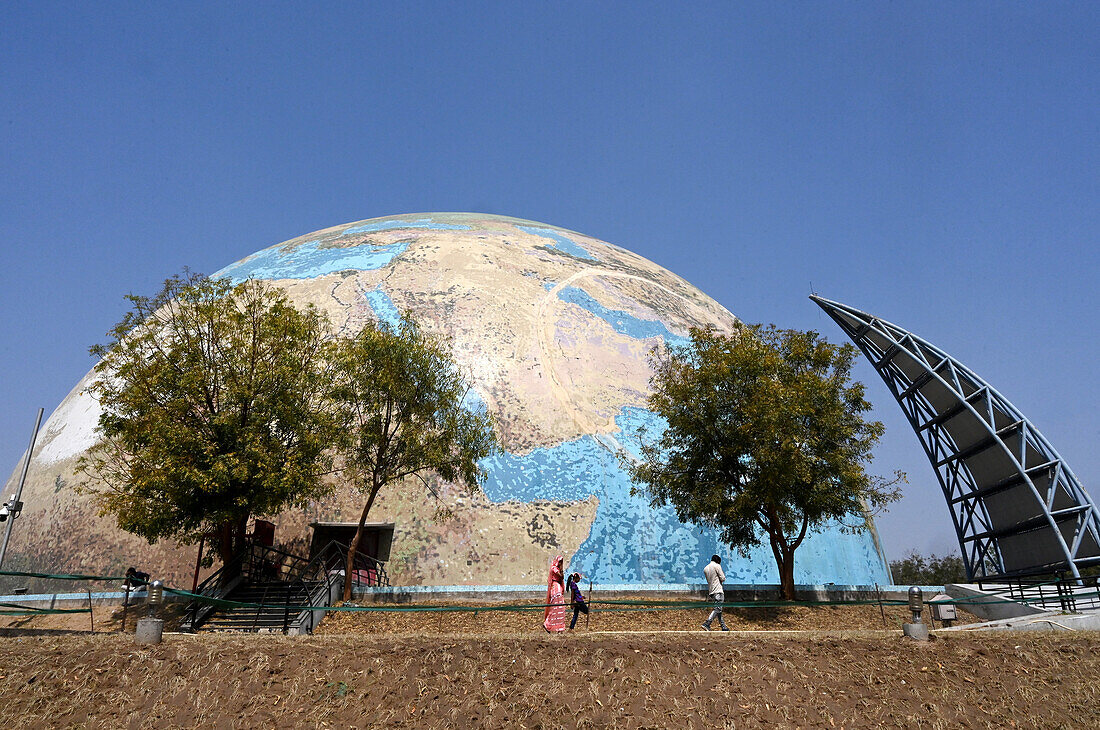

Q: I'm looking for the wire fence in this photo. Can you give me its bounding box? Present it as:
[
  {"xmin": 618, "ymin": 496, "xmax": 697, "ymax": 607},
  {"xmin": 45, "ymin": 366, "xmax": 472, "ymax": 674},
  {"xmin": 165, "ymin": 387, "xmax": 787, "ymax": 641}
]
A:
[{"xmin": 2, "ymin": 568, "xmax": 1097, "ymax": 619}]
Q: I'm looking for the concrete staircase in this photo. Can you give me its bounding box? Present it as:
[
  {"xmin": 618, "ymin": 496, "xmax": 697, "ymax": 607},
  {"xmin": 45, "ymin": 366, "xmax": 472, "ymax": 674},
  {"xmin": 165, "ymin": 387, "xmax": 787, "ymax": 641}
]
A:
[
  {"xmin": 181, "ymin": 539, "xmax": 386, "ymax": 634},
  {"xmin": 197, "ymin": 580, "xmax": 322, "ymax": 633}
]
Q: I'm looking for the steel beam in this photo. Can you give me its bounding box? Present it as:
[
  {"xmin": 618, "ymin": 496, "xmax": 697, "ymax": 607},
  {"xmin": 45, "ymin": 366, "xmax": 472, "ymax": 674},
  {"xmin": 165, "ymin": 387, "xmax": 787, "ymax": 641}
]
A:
[{"xmin": 811, "ymin": 295, "xmax": 1100, "ymax": 581}]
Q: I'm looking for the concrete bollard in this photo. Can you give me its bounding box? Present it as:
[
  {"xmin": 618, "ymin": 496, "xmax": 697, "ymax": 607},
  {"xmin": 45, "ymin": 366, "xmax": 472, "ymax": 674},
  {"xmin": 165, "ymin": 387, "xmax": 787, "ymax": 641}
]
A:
[
  {"xmin": 135, "ymin": 617, "xmax": 164, "ymax": 645},
  {"xmin": 902, "ymin": 621, "xmax": 929, "ymax": 641},
  {"xmin": 903, "ymin": 586, "xmax": 929, "ymax": 641}
]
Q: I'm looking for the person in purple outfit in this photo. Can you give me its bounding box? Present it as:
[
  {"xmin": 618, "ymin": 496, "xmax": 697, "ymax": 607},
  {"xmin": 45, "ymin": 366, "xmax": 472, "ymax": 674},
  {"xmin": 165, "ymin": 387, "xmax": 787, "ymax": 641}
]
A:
[{"xmin": 566, "ymin": 572, "xmax": 589, "ymax": 630}]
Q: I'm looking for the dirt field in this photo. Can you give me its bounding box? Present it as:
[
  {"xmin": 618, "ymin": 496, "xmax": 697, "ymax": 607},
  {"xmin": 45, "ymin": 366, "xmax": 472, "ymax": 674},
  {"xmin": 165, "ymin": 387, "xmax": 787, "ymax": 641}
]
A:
[
  {"xmin": 0, "ymin": 597, "xmax": 979, "ymax": 637},
  {"xmin": 318, "ymin": 598, "xmax": 981, "ymax": 635},
  {"xmin": 0, "ymin": 631, "xmax": 1097, "ymax": 728},
  {"xmin": 0, "ymin": 593, "xmax": 1095, "ymax": 729},
  {"xmin": 0, "ymin": 600, "xmax": 1096, "ymax": 729}
]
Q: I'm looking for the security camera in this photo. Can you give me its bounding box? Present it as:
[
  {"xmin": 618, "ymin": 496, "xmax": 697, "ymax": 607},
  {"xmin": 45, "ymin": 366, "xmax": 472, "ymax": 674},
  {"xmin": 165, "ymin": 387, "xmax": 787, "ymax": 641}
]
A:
[{"xmin": 0, "ymin": 497, "xmax": 21, "ymax": 522}]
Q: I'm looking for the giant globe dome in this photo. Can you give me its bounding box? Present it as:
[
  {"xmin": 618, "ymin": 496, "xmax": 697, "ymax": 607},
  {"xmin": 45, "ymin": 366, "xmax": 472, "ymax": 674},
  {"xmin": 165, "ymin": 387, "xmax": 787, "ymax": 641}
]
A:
[{"xmin": 6, "ymin": 213, "xmax": 890, "ymax": 586}]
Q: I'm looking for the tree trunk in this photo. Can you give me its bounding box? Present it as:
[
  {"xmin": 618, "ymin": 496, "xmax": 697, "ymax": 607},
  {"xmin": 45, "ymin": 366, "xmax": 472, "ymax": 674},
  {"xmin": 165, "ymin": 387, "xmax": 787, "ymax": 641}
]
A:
[
  {"xmin": 216, "ymin": 515, "xmax": 249, "ymax": 584},
  {"xmin": 217, "ymin": 521, "xmax": 234, "ymax": 567},
  {"xmin": 343, "ymin": 480, "xmax": 383, "ymax": 601},
  {"xmin": 778, "ymin": 551, "xmax": 796, "ymax": 601},
  {"xmin": 763, "ymin": 508, "xmax": 807, "ymax": 602}
]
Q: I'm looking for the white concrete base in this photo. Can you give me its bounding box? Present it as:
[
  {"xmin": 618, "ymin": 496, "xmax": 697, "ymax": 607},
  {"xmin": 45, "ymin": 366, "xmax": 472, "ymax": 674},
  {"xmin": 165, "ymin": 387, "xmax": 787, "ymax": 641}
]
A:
[
  {"xmin": 945, "ymin": 584, "xmax": 1050, "ymax": 620},
  {"xmin": 903, "ymin": 622, "xmax": 929, "ymax": 641},
  {"xmin": 135, "ymin": 618, "xmax": 164, "ymax": 645},
  {"xmin": 936, "ymin": 609, "xmax": 1100, "ymax": 633}
]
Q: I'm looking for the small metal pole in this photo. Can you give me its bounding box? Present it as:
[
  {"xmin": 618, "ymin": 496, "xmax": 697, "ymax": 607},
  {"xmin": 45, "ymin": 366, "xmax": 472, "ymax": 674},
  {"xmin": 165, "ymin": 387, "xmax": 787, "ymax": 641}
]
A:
[
  {"xmin": 147, "ymin": 580, "xmax": 164, "ymax": 618},
  {"xmin": 908, "ymin": 586, "xmax": 924, "ymax": 623},
  {"xmin": 586, "ymin": 577, "xmax": 592, "ymax": 630},
  {"xmin": 192, "ymin": 535, "xmax": 205, "ymax": 592},
  {"xmin": 902, "ymin": 586, "xmax": 928, "ymax": 640},
  {"xmin": 87, "ymin": 589, "xmax": 94, "ymax": 632},
  {"xmin": 121, "ymin": 584, "xmax": 130, "ymax": 632},
  {"xmin": 0, "ymin": 408, "xmax": 44, "ymax": 569},
  {"xmin": 874, "ymin": 583, "xmax": 887, "ymax": 629}
]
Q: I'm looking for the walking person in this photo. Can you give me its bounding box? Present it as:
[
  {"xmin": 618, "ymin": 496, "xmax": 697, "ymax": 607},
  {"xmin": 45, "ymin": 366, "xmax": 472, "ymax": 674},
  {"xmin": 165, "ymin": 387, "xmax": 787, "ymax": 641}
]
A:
[
  {"xmin": 543, "ymin": 554, "xmax": 568, "ymax": 633},
  {"xmin": 702, "ymin": 554, "xmax": 729, "ymax": 631},
  {"xmin": 566, "ymin": 572, "xmax": 589, "ymax": 630}
]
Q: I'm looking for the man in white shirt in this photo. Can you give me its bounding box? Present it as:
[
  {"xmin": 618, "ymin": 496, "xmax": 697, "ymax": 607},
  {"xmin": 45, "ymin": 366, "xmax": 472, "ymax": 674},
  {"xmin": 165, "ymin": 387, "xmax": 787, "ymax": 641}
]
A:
[{"xmin": 702, "ymin": 554, "xmax": 729, "ymax": 631}]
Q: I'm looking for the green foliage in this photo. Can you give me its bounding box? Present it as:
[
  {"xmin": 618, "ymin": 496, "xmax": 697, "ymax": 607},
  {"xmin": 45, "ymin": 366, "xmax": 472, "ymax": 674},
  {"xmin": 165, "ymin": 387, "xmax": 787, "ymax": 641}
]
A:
[
  {"xmin": 889, "ymin": 552, "xmax": 967, "ymax": 585},
  {"xmin": 78, "ymin": 272, "xmax": 338, "ymax": 564},
  {"xmin": 331, "ymin": 316, "xmax": 500, "ymax": 598},
  {"xmin": 629, "ymin": 323, "xmax": 903, "ymax": 599},
  {"xmin": 322, "ymin": 681, "xmax": 351, "ymax": 698}
]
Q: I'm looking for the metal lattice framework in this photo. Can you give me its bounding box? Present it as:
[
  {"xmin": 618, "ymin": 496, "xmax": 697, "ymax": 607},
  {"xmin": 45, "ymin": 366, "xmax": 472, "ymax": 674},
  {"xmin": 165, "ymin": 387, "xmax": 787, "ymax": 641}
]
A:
[{"xmin": 811, "ymin": 296, "xmax": 1100, "ymax": 581}]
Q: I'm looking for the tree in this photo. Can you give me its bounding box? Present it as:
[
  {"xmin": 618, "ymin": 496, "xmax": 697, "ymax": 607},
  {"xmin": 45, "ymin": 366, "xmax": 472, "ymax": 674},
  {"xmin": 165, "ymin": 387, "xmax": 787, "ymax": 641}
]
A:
[
  {"xmin": 628, "ymin": 324, "xmax": 903, "ymax": 600},
  {"xmin": 331, "ymin": 317, "xmax": 499, "ymax": 600},
  {"xmin": 889, "ymin": 552, "xmax": 966, "ymax": 585},
  {"xmin": 78, "ymin": 272, "xmax": 338, "ymax": 569}
]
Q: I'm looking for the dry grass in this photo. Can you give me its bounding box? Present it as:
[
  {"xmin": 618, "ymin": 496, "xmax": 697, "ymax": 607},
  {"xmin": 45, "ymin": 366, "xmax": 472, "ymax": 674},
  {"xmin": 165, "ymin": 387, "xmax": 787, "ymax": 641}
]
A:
[
  {"xmin": 0, "ymin": 626, "xmax": 1096, "ymax": 728},
  {"xmin": 0, "ymin": 600, "xmax": 1085, "ymax": 728},
  {"xmin": 0, "ymin": 601, "xmax": 186, "ymax": 637},
  {"xmin": 318, "ymin": 598, "xmax": 981, "ymax": 636}
]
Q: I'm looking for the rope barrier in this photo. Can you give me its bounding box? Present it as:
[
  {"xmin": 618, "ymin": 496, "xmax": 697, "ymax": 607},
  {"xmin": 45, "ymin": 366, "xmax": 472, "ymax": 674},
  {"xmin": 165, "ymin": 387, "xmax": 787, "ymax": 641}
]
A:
[
  {"xmin": 0, "ymin": 569, "xmax": 127, "ymax": 582},
  {"xmin": 0, "ymin": 607, "xmax": 92, "ymax": 616},
  {"xmin": 2, "ymin": 567, "xmax": 1097, "ymax": 614}
]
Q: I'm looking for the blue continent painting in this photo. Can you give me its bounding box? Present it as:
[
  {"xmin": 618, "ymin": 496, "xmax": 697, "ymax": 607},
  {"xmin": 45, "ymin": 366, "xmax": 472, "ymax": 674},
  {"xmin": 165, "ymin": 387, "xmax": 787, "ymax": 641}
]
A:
[
  {"xmin": 214, "ymin": 217, "xmax": 468, "ymax": 282},
  {"xmin": 205, "ymin": 214, "xmax": 890, "ymax": 587},
  {"xmin": 558, "ymin": 286, "xmax": 691, "ymax": 348},
  {"xmin": 362, "ymin": 286, "xmax": 402, "ymax": 328},
  {"xmin": 341, "ymin": 218, "xmax": 471, "ymax": 235},
  {"xmin": 481, "ymin": 407, "xmax": 890, "ymax": 585},
  {"xmin": 215, "ymin": 239, "xmax": 412, "ymax": 281},
  {"xmin": 518, "ymin": 225, "xmax": 596, "ymax": 261}
]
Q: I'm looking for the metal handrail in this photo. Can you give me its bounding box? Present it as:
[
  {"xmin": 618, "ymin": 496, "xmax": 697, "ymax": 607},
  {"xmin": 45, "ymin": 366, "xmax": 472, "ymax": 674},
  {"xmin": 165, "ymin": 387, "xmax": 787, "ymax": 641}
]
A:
[
  {"xmin": 284, "ymin": 551, "xmax": 325, "ymax": 633},
  {"xmin": 251, "ymin": 583, "xmax": 270, "ymax": 633},
  {"xmin": 977, "ymin": 574, "xmax": 1100, "ymax": 612},
  {"xmin": 325, "ymin": 539, "xmax": 391, "ymax": 588},
  {"xmin": 282, "ymin": 540, "xmax": 347, "ymax": 633},
  {"xmin": 186, "ymin": 545, "xmax": 251, "ymax": 630},
  {"xmin": 186, "ymin": 538, "xmax": 392, "ymax": 633}
]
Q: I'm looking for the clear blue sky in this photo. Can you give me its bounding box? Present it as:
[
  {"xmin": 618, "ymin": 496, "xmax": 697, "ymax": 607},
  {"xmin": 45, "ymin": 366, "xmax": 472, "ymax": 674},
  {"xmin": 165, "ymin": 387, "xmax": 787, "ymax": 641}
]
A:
[{"xmin": 1, "ymin": 3, "xmax": 1097, "ymax": 561}]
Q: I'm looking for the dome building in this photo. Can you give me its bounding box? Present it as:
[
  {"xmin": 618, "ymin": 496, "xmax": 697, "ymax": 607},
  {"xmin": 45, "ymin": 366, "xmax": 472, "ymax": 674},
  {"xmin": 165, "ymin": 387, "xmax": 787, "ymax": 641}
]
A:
[{"xmin": 5, "ymin": 213, "xmax": 890, "ymax": 587}]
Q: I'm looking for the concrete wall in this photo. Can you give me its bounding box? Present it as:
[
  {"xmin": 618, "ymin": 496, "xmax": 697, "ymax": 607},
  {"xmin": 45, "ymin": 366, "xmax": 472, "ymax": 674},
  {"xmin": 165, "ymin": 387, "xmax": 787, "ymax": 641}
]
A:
[
  {"xmin": 944, "ymin": 584, "xmax": 1049, "ymax": 621},
  {"xmin": 0, "ymin": 582, "xmax": 940, "ymax": 610},
  {"xmin": 352, "ymin": 583, "xmax": 931, "ymax": 604}
]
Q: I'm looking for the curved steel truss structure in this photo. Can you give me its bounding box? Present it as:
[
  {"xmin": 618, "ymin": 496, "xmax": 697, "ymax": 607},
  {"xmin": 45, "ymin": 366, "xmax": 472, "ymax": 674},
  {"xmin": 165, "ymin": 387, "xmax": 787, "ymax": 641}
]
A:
[{"xmin": 811, "ymin": 296, "xmax": 1100, "ymax": 580}]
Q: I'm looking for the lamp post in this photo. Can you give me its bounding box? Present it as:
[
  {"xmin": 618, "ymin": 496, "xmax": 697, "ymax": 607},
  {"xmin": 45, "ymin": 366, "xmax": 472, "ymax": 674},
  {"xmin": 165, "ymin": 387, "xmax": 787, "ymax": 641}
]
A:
[
  {"xmin": 136, "ymin": 580, "xmax": 165, "ymax": 645},
  {"xmin": 0, "ymin": 408, "xmax": 43, "ymax": 569},
  {"xmin": 903, "ymin": 586, "xmax": 929, "ymax": 641}
]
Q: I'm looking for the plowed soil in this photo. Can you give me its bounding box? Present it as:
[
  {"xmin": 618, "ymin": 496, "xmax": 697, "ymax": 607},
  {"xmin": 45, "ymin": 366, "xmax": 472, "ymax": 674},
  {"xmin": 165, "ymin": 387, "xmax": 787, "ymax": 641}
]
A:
[
  {"xmin": 317, "ymin": 598, "xmax": 981, "ymax": 635},
  {"xmin": 0, "ymin": 605, "xmax": 1096, "ymax": 728}
]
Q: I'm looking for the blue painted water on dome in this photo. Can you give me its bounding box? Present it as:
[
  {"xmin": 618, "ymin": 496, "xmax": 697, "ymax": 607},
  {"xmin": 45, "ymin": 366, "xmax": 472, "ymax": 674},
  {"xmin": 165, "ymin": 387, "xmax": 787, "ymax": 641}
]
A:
[
  {"xmin": 517, "ymin": 225, "xmax": 595, "ymax": 260},
  {"xmin": 215, "ymin": 240, "xmax": 411, "ymax": 282},
  {"xmin": 543, "ymin": 282, "xmax": 556, "ymax": 292},
  {"xmin": 557, "ymin": 287, "xmax": 691, "ymax": 348},
  {"xmin": 482, "ymin": 438, "xmax": 606, "ymax": 504},
  {"xmin": 341, "ymin": 218, "xmax": 471, "ymax": 235},
  {"xmin": 362, "ymin": 287, "xmax": 401, "ymax": 329},
  {"xmin": 480, "ymin": 406, "xmax": 890, "ymax": 585},
  {"xmin": 462, "ymin": 386, "xmax": 488, "ymax": 416}
]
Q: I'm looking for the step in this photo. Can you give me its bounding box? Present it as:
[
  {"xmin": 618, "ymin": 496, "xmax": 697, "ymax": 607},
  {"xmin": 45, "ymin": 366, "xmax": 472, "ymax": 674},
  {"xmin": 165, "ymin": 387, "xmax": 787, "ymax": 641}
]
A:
[
  {"xmin": 201, "ymin": 617, "xmax": 291, "ymax": 627},
  {"xmin": 188, "ymin": 573, "xmax": 332, "ymax": 633},
  {"xmin": 202, "ymin": 619, "xmax": 289, "ymax": 628}
]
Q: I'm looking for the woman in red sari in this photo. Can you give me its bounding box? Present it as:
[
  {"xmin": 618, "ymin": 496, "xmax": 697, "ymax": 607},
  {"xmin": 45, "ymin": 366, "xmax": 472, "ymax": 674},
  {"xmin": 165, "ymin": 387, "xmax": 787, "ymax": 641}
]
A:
[{"xmin": 543, "ymin": 554, "xmax": 568, "ymax": 633}]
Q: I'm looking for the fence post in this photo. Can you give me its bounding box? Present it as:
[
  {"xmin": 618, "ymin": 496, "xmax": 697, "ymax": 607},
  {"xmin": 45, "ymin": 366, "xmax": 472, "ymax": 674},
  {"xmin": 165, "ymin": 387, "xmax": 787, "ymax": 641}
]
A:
[{"xmin": 121, "ymin": 584, "xmax": 130, "ymax": 632}]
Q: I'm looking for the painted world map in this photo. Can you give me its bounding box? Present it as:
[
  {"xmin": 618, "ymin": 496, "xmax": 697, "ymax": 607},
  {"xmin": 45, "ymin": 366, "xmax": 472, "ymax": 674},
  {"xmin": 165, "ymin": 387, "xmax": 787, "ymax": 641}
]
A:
[{"xmin": 6, "ymin": 213, "xmax": 890, "ymax": 587}]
